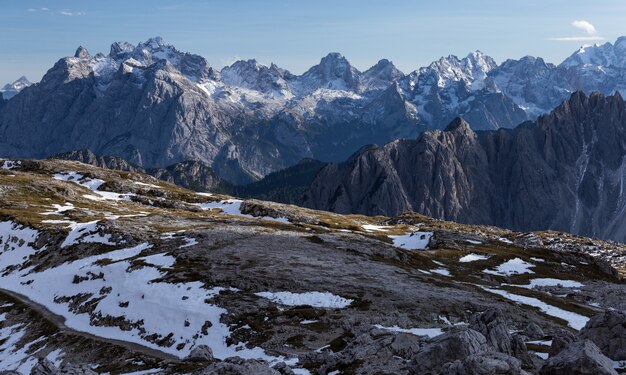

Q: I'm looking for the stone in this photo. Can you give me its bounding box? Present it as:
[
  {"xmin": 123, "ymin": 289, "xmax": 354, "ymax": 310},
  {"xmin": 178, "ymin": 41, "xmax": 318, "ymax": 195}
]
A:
[
  {"xmin": 185, "ymin": 344, "xmax": 214, "ymax": 362},
  {"xmin": 579, "ymin": 309, "xmax": 626, "ymax": 360},
  {"xmin": 540, "ymin": 340, "xmax": 617, "ymax": 375},
  {"xmin": 410, "ymin": 327, "xmax": 489, "ymax": 373},
  {"xmin": 442, "ymin": 351, "xmax": 525, "ymax": 375},
  {"xmin": 549, "ymin": 329, "xmax": 576, "ymax": 357}
]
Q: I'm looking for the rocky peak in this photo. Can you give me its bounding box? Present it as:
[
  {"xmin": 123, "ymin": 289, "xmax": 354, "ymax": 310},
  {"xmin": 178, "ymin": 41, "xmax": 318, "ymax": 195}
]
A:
[
  {"xmin": 221, "ymin": 59, "xmax": 290, "ymax": 94},
  {"xmin": 298, "ymin": 52, "xmax": 361, "ymax": 92},
  {"xmin": 0, "ymin": 76, "xmax": 33, "ymax": 100},
  {"xmin": 109, "ymin": 41, "xmax": 135, "ymax": 58},
  {"xmin": 361, "ymin": 59, "xmax": 404, "ymax": 91},
  {"xmin": 74, "ymin": 46, "xmax": 90, "ymax": 58}
]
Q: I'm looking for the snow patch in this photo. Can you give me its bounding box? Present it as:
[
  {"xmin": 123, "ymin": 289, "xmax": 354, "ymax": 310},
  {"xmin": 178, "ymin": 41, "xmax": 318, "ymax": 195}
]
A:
[
  {"xmin": 459, "ymin": 253, "xmax": 490, "ymax": 263},
  {"xmin": 389, "ymin": 231, "xmax": 433, "ymax": 250},
  {"xmin": 481, "ymin": 287, "xmax": 589, "ymax": 330},
  {"xmin": 483, "ymin": 258, "xmax": 535, "ymax": 276},
  {"xmin": 373, "ymin": 324, "xmax": 444, "ymax": 338},
  {"xmin": 255, "ymin": 291, "xmax": 353, "ymax": 308}
]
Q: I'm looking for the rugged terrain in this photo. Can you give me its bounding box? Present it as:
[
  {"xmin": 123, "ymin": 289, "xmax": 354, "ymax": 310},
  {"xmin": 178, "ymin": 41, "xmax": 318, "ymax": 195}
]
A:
[
  {"xmin": 0, "ymin": 158, "xmax": 625, "ymax": 374},
  {"xmin": 3, "ymin": 37, "xmax": 626, "ymax": 183},
  {"xmin": 304, "ymin": 91, "xmax": 626, "ymax": 243}
]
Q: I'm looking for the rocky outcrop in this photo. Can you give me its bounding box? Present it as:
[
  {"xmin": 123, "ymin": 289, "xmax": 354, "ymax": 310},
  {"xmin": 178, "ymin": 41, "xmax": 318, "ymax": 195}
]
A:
[
  {"xmin": 197, "ymin": 357, "xmax": 281, "ymax": 375},
  {"xmin": 579, "ymin": 310, "xmax": 626, "ymax": 360},
  {"xmin": 53, "ymin": 149, "xmax": 232, "ymax": 193},
  {"xmin": 442, "ymin": 351, "xmax": 525, "ymax": 375},
  {"xmin": 540, "ymin": 340, "xmax": 617, "ymax": 375},
  {"xmin": 304, "ymin": 91, "xmax": 626, "ymax": 242},
  {"xmin": 410, "ymin": 327, "xmax": 489, "ymax": 373},
  {"xmin": 185, "ymin": 344, "xmax": 214, "ymax": 362}
]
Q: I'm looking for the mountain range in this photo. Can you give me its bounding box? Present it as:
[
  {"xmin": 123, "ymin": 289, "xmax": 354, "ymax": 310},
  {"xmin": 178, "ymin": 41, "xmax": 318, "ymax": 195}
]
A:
[
  {"xmin": 3, "ymin": 37, "xmax": 626, "ymax": 184},
  {"xmin": 304, "ymin": 91, "xmax": 626, "ymax": 242}
]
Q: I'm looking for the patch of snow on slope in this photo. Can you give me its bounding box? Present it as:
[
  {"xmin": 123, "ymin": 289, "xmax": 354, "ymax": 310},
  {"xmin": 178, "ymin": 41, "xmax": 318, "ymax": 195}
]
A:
[
  {"xmin": 60, "ymin": 220, "xmax": 114, "ymax": 248},
  {"xmin": 481, "ymin": 287, "xmax": 589, "ymax": 330},
  {"xmin": 513, "ymin": 278, "xmax": 584, "ymax": 289},
  {"xmin": 373, "ymin": 324, "xmax": 444, "ymax": 338},
  {"xmin": 1, "ymin": 160, "xmax": 21, "ymax": 170},
  {"xmin": 0, "ymin": 239, "xmax": 297, "ymax": 364},
  {"xmin": 53, "ymin": 172, "xmax": 134, "ymax": 201},
  {"xmin": 483, "ymin": 258, "xmax": 535, "ymax": 276},
  {"xmin": 0, "ymin": 221, "xmax": 42, "ymax": 271},
  {"xmin": 194, "ymin": 199, "xmax": 289, "ymax": 223},
  {"xmin": 389, "ymin": 231, "xmax": 433, "ymax": 250},
  {"xmin": 432, "ymin": 268, "xmax": 451, "ymax": 277},
  {"xmin": 41, "ymin": 203, "xmax": 75, "ymax": 216},
  {"xmin": 255, "ymin": 291, "xmax": 353, "ymax": 308},
  {"xmin": 459, "ymin": 253, "xmax": 490, "ymax": 263},
  {"xmin": 362, "ymin": 224, "xmax": 390, "ymax": 232},
  {"xmin": 0, "ymin": 323, "xmax": 41, "ymax": 373}
]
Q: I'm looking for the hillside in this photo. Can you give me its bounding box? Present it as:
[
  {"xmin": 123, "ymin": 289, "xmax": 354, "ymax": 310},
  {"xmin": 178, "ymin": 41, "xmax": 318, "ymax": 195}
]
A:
[{"xmin": 0, "ymin": 158, "xmax": 625, "ymax": 374}]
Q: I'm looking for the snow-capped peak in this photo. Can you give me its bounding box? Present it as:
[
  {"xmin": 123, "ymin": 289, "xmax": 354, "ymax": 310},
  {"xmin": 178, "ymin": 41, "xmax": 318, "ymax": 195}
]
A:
[
  {"xmin": 559, "ymin": 37, "xmax": 626, "ymax": 69},
  {"xmin": 1, "ymin": 76, "xmax": 33, "ymax": 99}
]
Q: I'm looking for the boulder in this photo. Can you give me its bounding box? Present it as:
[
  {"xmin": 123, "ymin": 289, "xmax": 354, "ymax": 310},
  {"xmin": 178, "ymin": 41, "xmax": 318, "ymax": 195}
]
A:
[
  {"xmin": 540, "ymin": 340, "xmax": 617, "ymax": 375},
  {"xmin": 185, "ymin": 344, "xmax": 214, "ymax": 362},
  {"xmin": 548, "ymin": 329, "xmax": 576, "ymax": 357},
  {"xmin": 469, "ymin": 308, "xmax": 513, "ymax": 354},
  {"xmin": 579, "ymin": 309, "xmax": 626, "ymax": 360},
  {"xmin": 442, "ymin": 351, "xmax": 525, "ymax": 375},
  {"xmin": 410, "ymin": 327, "xmax": 488, "ymax": 373},
  {"xmin": 523, "ymin": 322, "xmax": 546, "ymax": 340}
]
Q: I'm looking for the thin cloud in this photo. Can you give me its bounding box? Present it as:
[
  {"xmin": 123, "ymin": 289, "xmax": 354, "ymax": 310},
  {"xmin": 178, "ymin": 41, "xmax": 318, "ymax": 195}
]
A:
[
  {"xmin": 26, "ymin": 8, "xmax": 37, "ymax": 12},
  {"xmin": 60, "ymin": 11, "xmax": 73, "ymax": 16},
  {"xmin": 572, "ymin": 20, "xmax": 597, "ymax": 35},
  {"xmin": 551, "ymin": 19, "xmax": 604, "ymax": 42},
  {"xmin": 550, "ymin": 36, "xmax": 605, "ymax": 42}
]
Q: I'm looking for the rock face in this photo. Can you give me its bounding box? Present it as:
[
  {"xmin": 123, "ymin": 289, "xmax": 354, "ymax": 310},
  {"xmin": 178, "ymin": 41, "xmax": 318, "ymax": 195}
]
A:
[
  {"xmin": 410, "ymin": 327, "xmax": 489, "ymax": 373},
  {"xmin": 540, "ymin": 340, "xmax": 617, "ymax": 375},
  {"xmin": 4, "ymin": 37, "xmax": 626, "ymax": 184},
  {"xmin": 304, "ymin": 91, "xmax": 626, "ymax": 242},
  {"xmin": 579, "ymin": 310, "xmax": 626, "ymax": 360}
]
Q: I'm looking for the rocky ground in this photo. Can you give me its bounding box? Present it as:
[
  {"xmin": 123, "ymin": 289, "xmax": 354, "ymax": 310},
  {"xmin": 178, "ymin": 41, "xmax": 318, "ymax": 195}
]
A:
[{"xmin": 0, "ymin": 158, "xmax": 625, "ymax": 374}]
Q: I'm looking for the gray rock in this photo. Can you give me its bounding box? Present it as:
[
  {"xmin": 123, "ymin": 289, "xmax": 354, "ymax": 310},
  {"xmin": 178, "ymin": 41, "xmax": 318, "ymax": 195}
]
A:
[
  {"xmin": 442, "ymin": 351, "xmax": 525, "ymax": 375},
  {"xmin": 549, "ymin": 330, "xmax": 576, "ymax": 357},
  {"xmin": 198, "ymin": 356, "xmax": 280, "ymax": 375},
  {"xmin": 185, "ymin": 344, "xmax": 214, "ymax": 362},
  {"xmin": 540, "ymin": 340, "xmax": 617, "ymax": 375},
  {"xmin": 469, "ymin": 308, "xmax": 514, "ymax": 354},
  {"xmin": 410, "ymin": 327, "xmax": 489, "ymax": 373},
  {"xmin": 523, "ymin": 322, "xmax": 546, "ymax": 340},
  {"xmin": 579, "ymin": 309, "xmax": 626, "ymax": 360}
]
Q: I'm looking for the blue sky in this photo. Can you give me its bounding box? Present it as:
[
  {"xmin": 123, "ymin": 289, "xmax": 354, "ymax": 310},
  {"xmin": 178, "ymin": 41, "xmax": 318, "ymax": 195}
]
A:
[{"xmin": 1, "ymin": 0, "xmax": 626, "ymax": 84}]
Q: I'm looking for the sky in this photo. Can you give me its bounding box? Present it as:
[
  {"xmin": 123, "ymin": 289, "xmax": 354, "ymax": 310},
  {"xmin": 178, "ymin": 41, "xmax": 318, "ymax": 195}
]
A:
[{"xmin": 1, "ymin": 0, "xmax": 626, "ymax": 84}]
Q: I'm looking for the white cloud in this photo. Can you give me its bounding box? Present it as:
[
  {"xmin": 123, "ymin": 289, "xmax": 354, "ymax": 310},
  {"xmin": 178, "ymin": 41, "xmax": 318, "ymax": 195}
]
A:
[
  {"xmin": 60, "ymin": 11, "xmax": 73, "ymax": 16},
  {"xmin": 551, "ymin": 19, "xmax": 604, "ymax": 42},
  {"xmin": 27, "ymin": 8, "xmax": 37, "ymax": 12},
  {"xmin": 572, "ymin": 20, "xmax": 597, "ymax": 35}
]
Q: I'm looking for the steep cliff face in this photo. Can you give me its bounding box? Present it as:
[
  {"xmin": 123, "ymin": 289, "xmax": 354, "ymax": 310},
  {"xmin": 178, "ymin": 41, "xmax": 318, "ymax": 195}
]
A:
[{"xmin": 304, "ymin": 92, "xmax": 626, "ymax": 242}]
